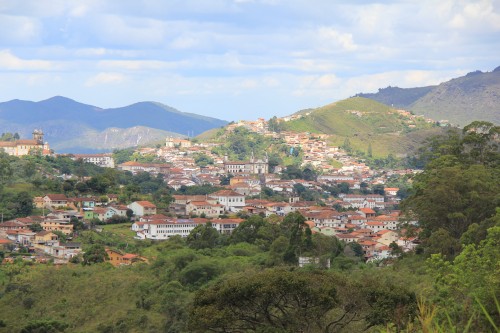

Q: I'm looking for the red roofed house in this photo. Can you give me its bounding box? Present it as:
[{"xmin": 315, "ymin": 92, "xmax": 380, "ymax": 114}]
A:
[
  {"xmin": 127, "ymin": 201, "xmax": 157, "ymax": 217},
  {"xmin": 43, "ymin": 194, "xmax": 69, "ymax": 209},
  {"xmin": 211, "ymin": 190, "xmax": 246, "ymax": 212}
]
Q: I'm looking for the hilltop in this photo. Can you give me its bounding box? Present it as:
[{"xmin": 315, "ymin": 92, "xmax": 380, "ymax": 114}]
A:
[
  {"xmin": 283, "ymin": 97, "xmax": 442, "ymax": 157},
  {"xmin": 0, "ymin": 96, "xmax": 228, "ymax": 153},
  {"xmin": 356, "ymin": 67, "xmax": 500, "ymax": 126}
]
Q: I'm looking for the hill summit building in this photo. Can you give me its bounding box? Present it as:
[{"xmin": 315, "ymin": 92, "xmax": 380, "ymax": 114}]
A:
[
  {"xmin": 0, "ymin": 130, "xmax": 51, "ymax": 156},
  {"xmin": 223, "ymin": 152, "xmax": 269, "ymax": 174}
]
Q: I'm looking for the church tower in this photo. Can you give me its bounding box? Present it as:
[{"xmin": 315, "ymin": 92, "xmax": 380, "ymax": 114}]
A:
[{"xmin": 32, "ymin": 129, "xmax": 44, "ymax": 144}]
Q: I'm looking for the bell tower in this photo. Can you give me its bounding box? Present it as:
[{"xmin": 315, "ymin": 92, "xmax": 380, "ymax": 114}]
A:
[{"xmin": 32, "ymin": 129, "xmax": 44, "ymax": 144}]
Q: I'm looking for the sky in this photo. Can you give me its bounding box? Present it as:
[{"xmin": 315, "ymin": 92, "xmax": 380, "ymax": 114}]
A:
[{"xmin": 0, "ymin": 0, "xmax": 499, "ymax": 121}]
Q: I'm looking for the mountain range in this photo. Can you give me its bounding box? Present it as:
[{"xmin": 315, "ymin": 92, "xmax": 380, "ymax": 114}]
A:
[
  {"xmin": 0, "ymin": 97, "xmax": 227, "ymax": 153},
  {"xmin": 356, "ymin": 66, "xmax": 500, "ymax": 126}
]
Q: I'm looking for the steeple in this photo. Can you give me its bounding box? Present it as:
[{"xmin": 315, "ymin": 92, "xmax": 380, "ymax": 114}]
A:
[{"xmin": 32, "ymin": 129, "xmax": 44, "ymax": 144}]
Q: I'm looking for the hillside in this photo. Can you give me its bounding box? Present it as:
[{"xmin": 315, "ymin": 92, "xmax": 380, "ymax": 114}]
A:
[
  {"xmin": 284, "ymin": 97, "xmax": 440, "ymax": 157},
  {"xmin": 355, "ymin": 67, "xmax": 500, "ymax": 126},
  {"xmin": 410, "ymin": 68, "xmax": 500, "ymax": 126},
  {"xmin": 0, "ymin": 96, "xmax": 227, "ymax": 153}
]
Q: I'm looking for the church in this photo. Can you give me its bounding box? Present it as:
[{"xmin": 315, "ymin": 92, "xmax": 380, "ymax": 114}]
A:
[
  {"xmin": 223, "ymin": 152, "xmax": 269, "ymax": 175},
  {"xmin": 0, "ymin": 130, "xmax": 51, "ymax": 156}
]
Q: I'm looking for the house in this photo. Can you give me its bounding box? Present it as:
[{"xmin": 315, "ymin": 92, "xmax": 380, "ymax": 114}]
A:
[
  {"xmin": 127, "ymin": 201, "xmax": 157, "ymax": 217},
  {"xmin": 106, "ymin": 206, "xmax": 129, "ymax": 219},
  {"xmin": 40, "ymin": 220, "xmax": 74, "ymax": 235},
  {"xmin": 375, "ymin": 230, "xmax": 399, "ymax": 246},
  {"xmin": 0, "ymin": 220, "xmax": 29, "ymax": 231},
  {"xmin": 45, "ymin": 242, "xmax": 81, "ymax": 259},
  {"xmin": 105, "ymin": 248, "xmax": 147, "ymax": 267},
  {"xmin": 33, "ymin": 231, "xmax": 59, "ymax": 249},
  {"xmin": 72, "ymin": 154, "xmax": 115, "ymax": 168},
  {"xmin": 211, "ymin": 190, "xmax": 246, "ymax": 212},
  {"xmin": 211, "ymin": 218, "xmax": 245, "ymax": 234},
  {"xmin": 384, "ymin": 188, "xmax": 399, "ymax": 196},
  {"xmin": 186, "ymin": 201, "xmax": 225, "ymax": 218},
  {"xmin": 43, "ymin": 194, "xmax": 69, "ymax": 209},
  {"xmin": 132, "ymin": 218, "xmax": 205, "ymax": 240}
]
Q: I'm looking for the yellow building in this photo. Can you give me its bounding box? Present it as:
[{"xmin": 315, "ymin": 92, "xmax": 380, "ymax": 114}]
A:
[
  {"xmin": 40, "ymin": 221, "xmax": 73, "ymax": 235},
  {"xmin": 0, "ymin": 130, "xmax": 50, "ymax": 156}
]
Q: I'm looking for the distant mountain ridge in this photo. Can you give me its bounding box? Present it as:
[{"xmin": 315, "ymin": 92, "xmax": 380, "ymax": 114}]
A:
[
  {"xmin": 0, "ymin": 96, "xmax": 228, "ymax": 153},
  {"xmin": 356, "ymin": 67, "xmax": 500, "ymax": 126}
]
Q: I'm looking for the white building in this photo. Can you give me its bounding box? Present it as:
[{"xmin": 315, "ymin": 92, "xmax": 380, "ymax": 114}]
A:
[
  {"xmin": 73, "ymin": 154, "xmax": 115, "ymax": 168},
  {"xmin": 127, "ymin": 201, "xmax": 157, "ymax": 217},
  {"xmin": 211, "ymin": 190, "xmax": 246, "ymax": 212}
]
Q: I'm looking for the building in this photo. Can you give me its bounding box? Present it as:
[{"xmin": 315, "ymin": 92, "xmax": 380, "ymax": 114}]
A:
[
  {"xmin": 223, "ymin": 152, "xmax": 269, "ymax": 175},
  {"xmin": 127, "ymin": 201, "xmax": 157, "ymax": 217},
  {"xmin": 105, "ymin": 248, "xmax": 147, "ymax": 267},
  {"xmin": 165, "ymin": 137, "xmax": 192, "ymax": 148},
  {"xmin": 73, "ymin": 154, "xmax": 115, "ymax": 168},
  {"xmin": 133, "ymin": 218, "xmax": 204, "ymax": 240},
  {"xmin": 0, "ymin": 130, "xmax": 50, "ymax": 156},
  {"xmin": 43, "ymin": 194, "xmax": 69, "ymax": 209},
  {"xmin": 117, "ymin": 162, "xmax": 171, "ymax": 175},
  {"xmin": 210, "ymin": 190, "xmax": 246, "ymax": 212}
]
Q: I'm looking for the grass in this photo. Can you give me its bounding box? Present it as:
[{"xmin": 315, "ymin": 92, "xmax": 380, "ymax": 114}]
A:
[
  {"xmin": 285, "ymin": 97, "xmax": 441, "ymax": 157},
  {"xmin": 101, "ymin": 223, "xmax": 136, "ymax": 239}
]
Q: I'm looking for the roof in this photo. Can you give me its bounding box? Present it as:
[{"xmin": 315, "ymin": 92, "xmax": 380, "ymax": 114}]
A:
[
  {"xmin": 359, "ymin": 208, "xmax": 376, "ymax": 214},
  {"xmin": 45, "ymin": 194, "xmax": 68, "ymax": 201},
  {"xmin": 134, "ymin": 201, "xmax": 157, "ymax": 208},
  {"xmin": 212, "ymin": 190, "xmax": 244, "ymax": 197}
]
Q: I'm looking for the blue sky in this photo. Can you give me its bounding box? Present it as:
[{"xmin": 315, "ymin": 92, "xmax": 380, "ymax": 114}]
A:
[{"xmin": 0, "ymin": 0, "xmax": 499, "ymax": 121}]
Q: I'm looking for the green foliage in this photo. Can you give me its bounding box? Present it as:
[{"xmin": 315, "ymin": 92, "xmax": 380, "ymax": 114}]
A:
[
  {"xmin": 189, "ymin": 268, "xmax": 417, "ymax": 332},
  {"xmin": 20, "ymin": 319, "xmax": 69, "ymax": 333},
  {"xmin": 82, "ymin": 244, "xmax": 109, "ymax": 265},
  {"xmin": 193, "ymin": 153, "xmax": 214, "ymax": 167},
  {"xmin": 186, "ymin": 222, "xmax": 221, "ymax": 249},
  {"xmin": 403, "ymin": 123, "xmax": 500, "ymax": 246},
  {"xmin": 427, "ymin": 225, "xmax": 500, "ymax": 331}
]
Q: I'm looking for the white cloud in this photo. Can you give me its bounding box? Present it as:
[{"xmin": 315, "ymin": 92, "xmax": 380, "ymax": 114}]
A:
[
  {"xmin": 0, "ymin": 49, "xmax": 55, "ymax": 70},
  {"xmin": 85, "ymin": 72, "xmax": 127, "ymax": 86}
]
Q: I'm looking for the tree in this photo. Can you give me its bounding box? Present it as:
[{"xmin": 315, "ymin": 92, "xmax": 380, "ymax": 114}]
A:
[
  {"xmin": 82, "ymin": 244, "xmax": 108, "ymax": 265},
  {"xmin": 14, "ymin": 191, "xmax": 33, "ymax": 217},
  {"xmin": 189, "ymin": 268, "xmax": 416, "ymax": 333},
  {"xmin": 402, "ymin": 164, "xmax": 499, "ymax": 239},
  {"xmin": 230, "ymin": 215, "xmax": 266, "ymax": 244},
  {"xmin": 372, "ymin": 184, "xmax": 385, "ymax": 196},
  {"xmin": 186, "ymin": 222, "xmax": 220, "ymax": 249},
  {"xmin": 29, "ymin": 223, "xmax": 43, "ymax": 232},
  {"xmin": 428, "ymin": 225, "xmax": 500, "ymax": 330},
  {"xmin": 20, "ymin": 320, "xmax": 68, "ymax": 333}
]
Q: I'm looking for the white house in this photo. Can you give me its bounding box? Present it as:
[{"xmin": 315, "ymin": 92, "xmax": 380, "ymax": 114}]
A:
[
  {"xmin": 211, "ymin": 190, "xmax": 246, "ymax": 212},
  {"xmin": 127, "ymin": 201, "xmax": 157, "ymax": 217}
]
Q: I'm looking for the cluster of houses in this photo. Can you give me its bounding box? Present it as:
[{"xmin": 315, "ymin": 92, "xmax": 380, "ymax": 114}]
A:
[{"xmin": 0, "ymin": 118, "xmax": 424, "ymax": 265}]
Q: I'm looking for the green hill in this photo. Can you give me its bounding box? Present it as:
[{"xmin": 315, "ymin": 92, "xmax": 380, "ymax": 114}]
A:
[
  {"xmin": 284, "ymin": 97, "xmax": 439, "ymax": 157},
  {"xmin": 355, "ymin": 66, "xmax": 500, "ymax": 127}
]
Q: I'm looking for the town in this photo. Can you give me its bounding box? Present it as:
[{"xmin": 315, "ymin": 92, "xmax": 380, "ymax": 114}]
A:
[{"xmin": 0, "ymin": 118, "xmax": 421, "ymax": 266}]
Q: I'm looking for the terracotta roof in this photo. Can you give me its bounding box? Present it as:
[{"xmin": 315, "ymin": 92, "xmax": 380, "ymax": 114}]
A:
[
  {"xmin": 212, "ymin": 190, "xmax": 244, "ymax": 197},
  {"xmin": 134, "ymin": 201, "xmax": 157, "ymax": 208},
  {"xmin": 45, "ymin": 194, "xmax": 68, "ymax": 201}
]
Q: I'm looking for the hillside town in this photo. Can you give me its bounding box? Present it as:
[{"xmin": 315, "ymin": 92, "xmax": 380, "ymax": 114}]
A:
[{"xmin": 0, "ymin": 119, "xmax": 421, "ymax": 266}]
